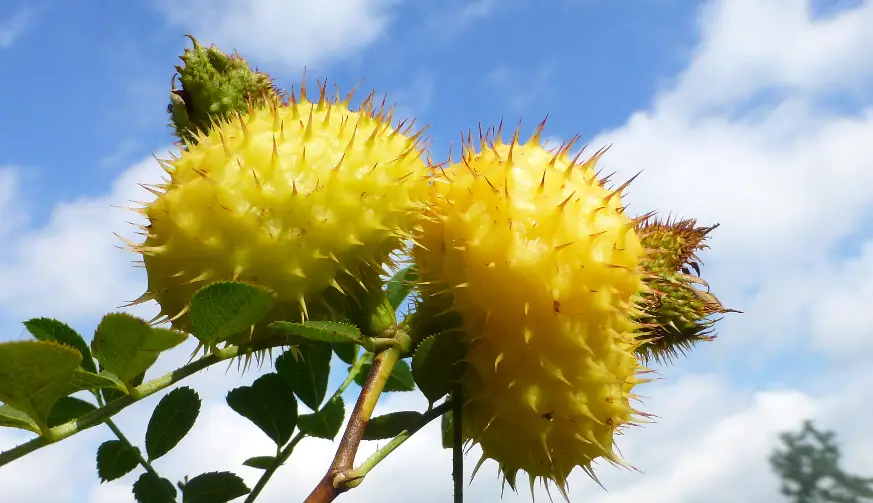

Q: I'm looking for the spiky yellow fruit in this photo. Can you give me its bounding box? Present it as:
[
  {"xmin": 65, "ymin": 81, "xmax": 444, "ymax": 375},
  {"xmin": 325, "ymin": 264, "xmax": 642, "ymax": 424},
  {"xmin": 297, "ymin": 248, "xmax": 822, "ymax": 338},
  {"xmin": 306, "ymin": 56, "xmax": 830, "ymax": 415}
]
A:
[
  {"xmin": 126, "ymin": 81, "xmax": 431, "ymax": 341},
  {"xmin": 412, "ymin": 122, "xmax": 653, "ymax": 496}
]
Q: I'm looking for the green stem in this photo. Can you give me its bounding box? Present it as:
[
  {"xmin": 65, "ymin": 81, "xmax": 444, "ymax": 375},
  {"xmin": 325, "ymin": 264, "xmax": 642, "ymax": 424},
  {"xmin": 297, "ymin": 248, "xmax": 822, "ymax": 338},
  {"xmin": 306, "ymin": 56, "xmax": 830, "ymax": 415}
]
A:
[
  {"xmin": 345, "ymin": 399, "xmax": 453, "ymax": 489},
  {"xmin": 0, "ymin": 338, "xmax": 294, "ymax": 467},
  {"xmin": 245, "ymin": 353, "xmax": 366, "ymax": 503},
  {"xmin": 244, "ymin": 431, "xmax": 306, "ymax": 503},
  {"xmin": 105, "ymin": 418, "xmax": 173, "ymax": 494},
  {"xmin": 95, "ymin": 394, "xmax": 164, "ymax": 485},
  {"xmin": 452, "ymin": 386, "xmax": 463, "ymax": 503},
  {"xmin": 333, "ymin": 355, "xmax": 366, "ymax": 401}
]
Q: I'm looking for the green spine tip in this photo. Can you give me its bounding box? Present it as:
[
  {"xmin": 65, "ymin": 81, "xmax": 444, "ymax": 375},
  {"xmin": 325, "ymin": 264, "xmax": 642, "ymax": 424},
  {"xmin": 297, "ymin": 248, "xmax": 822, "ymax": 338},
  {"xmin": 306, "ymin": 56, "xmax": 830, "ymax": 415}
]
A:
[
  {"xmin": 167, "ymin": 34, "xmax": 280, "ymax": 145},
  {"xmin": 634, "ymin": 216, "xmax": 739, "ymax": 364}
]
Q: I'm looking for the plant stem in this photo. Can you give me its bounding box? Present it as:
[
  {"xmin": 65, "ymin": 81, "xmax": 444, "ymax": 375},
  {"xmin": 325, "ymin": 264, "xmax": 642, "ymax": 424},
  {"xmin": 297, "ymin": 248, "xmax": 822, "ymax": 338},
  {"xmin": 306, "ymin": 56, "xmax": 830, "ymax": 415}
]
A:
[
  {"xmin": 303, "ymin": 346, "xmax": 403, "ymax": 503},
  {"xmin": 0, "ymin": 338, "xmax": 294, "ymax": 468},
  {"xmin": 345, "ymin": 399, "xmax": 453, "ymax": 489},
  {"xmin": 104, "ymin": 418, "xmax": 174, "ymax": 495},
  {"xmin": 246, "ymin": 354, "xmax": 366, "ymax": 503},
  {"xmin": 94, "ymin": 394, "xmax": 165, "ymax": 486},
  {"xmin": 452, "ymin": 385, "xmax": 463, "ymax": 503},
  {"xmin": 244, "ymin": 431, "xmax": 306, "ymax": 503}
]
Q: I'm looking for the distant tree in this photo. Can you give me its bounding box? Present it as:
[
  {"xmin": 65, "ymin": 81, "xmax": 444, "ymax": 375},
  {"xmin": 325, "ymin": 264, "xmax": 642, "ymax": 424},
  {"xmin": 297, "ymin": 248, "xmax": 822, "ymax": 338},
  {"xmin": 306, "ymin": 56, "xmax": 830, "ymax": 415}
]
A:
[{"xmin": 770, "ymin": 420, "xmax": 873, "ymax": 503}]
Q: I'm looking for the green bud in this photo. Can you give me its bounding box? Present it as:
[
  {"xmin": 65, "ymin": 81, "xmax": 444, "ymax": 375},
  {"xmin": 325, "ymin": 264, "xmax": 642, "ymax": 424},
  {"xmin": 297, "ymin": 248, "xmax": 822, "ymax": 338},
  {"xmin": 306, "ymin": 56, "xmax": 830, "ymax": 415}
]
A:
[
  {"xmin": 366, "ymin": 296, "xmax": 398, "ymax": 337},
  {"xmin": 634, "ymin": 217, "xmax": 739, "ymax": 364},
  {"xmin": 168, "ymin": 35, "xmax": 279, "ymax": 144}
]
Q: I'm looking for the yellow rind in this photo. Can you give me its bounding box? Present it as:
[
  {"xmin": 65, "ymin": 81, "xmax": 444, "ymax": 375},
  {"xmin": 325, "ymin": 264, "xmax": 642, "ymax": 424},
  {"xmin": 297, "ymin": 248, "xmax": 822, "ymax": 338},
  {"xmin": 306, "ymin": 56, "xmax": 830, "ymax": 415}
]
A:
[
  {"xmin": 413, "ymin": 122, "xmax": 653, "ymax": 496},
  {"xmin": 127, "ymin": 81, "xmax": 432, "ymax": 338}
]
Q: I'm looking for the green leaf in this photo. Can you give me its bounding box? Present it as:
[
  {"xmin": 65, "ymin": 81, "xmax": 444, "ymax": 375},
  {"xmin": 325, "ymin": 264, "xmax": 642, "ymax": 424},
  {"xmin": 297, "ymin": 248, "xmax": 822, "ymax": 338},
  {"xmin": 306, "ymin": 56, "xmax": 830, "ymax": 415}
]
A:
[
  {"xmin": 269, "ymin": 320, "xmax": 364, "ymax": 345},
  {"xmin": 100, "ymin": 370, "xmax": 140, "ymax": 403},
  {"xmin": 0, "ymin": 404, "xmax": 39, "ymax": 433},
  {"xmin": 411, "ymin": 332, "xmax": 467, "ymax": 404},
  {"xmin": 96, "ymin": 439, "xmax": 140, "ymax": 482},
  {"xmin": 441, "ymin": 409, "xmax": 453, "ymax": 449},
  {"xmin": 23, "ymin": 318, "xmax": 97, "ymax": 375},
  {"xmin": 0, "ymin": 340, "xmax": 83, "ymax": 430},
  {"xmin": 298, "ymin": 397, "xmax": 345, "ymax": 440},
  {"xmin": 65, "ymin": 369, "xmax": 127, "ymax": 396},
  {"xmin": 47, "ymin": 396, "xmax": 97, "ymax": 427},
  {"xmin": 189, "ymin": 281, "xmax": 277, "ymax": 343},
  {"xmin": 275, "ymin": 343, "xmax": 332, "ymax": 411},
  {"xmin": 242, "ymin": 455, "xmax": 276, "ymax": 470},
  {"xmin": 226, "ymin": 372, "xmax": 297, "ymax": 447},
  {"xmin": 91, "ymin": 313, "xmax": 187, "ymax": 386},
  {"xmin": 182, "ymin": 471, "xmax": 250, "ymax": 503},
  {"xmin": 385, "ymin": 266, "xmax": 418, "ymax": 311},
  {"xmin": 362, "ymin": 411, "xmax": 423, "ymax": 440},
  {"xmin": 332, "ymin": 342, "xmax": 358, "ymax": 365},
  {"xmin": 145, "ymin": 387, "xmax": 201, "ymax": 461},
  {"xmin": 355, "ymin": 359, "xmax": 416, "ymax": 392},
  {"xmin": 101, "ymin": 387, "xmax": 127, "ymax": 403},
  {"xmin": 132, "ymin": 472, "xmax": 177, "ymax": 503}
]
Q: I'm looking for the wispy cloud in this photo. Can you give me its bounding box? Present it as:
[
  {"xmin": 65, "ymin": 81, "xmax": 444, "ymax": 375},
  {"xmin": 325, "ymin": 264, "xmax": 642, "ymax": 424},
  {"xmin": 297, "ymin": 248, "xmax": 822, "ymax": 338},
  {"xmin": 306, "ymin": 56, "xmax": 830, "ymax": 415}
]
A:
[
  {"xmin": 0, "ymin": 167, "xmax": 27, "ymax": 238},
  {"xmin": 0, "ymin": 7, "xmax": 36, "ymax": 49},
  {"xmin": 153, "ymin": 0, "xmax": 404, "ymax": 71},
  {"xmin": 457, "ymin": 0, "xmax": 499, "ymax": 24},
  {"xmin": 484, "ymin": 61, "xmax": 556, "ymax": 111},
  {"xmin": 422, "ymin": 0, "xmax": 523, "ymax": 42},
  {"xmin": 392, "ymin": 71, "xmax": 435, "ymax": 122}
]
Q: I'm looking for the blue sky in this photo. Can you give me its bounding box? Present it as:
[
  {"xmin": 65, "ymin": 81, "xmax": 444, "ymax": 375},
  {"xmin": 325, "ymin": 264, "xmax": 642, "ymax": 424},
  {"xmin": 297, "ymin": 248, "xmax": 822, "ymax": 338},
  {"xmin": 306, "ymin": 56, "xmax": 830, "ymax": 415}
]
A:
[
  {"xmin": 2, "ymin": 1, "xmax": 873, "ymax": 502},
  {"xmin": 0, "ymin": 0, "xmax": 700, "ymax": 224}
]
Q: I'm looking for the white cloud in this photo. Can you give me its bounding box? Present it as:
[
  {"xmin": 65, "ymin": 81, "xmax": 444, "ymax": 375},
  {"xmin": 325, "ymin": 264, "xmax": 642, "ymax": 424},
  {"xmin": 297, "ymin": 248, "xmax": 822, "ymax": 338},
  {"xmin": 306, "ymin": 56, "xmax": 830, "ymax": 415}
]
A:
[
  {"xmin": 808, "ymin": 238, "xmax": 873, "ymax": 355},
  {"xmin": 153, "ymin": 0, "xmax": 403, "ymax": 70},
  {"xmin": 0, "ymin": 152, "xmax": 169, "ymax": 325},
  {"xmin": 663, "ymin": 0, "xmax": 873, "ymax": 113},
  {"xmin": 584, "ymin": 0, "xmax": 873, "ymax": 355},
  {"xmin": 0, "ymin": 167, "xmax": 27, "ymax": 238},
  {"xmin": 0, "ymin": 426, "xmax": 106, "ymax": 502},
  {"xmin": 0, "ymin": 7, "xmax": 35, "ymax": 49}
]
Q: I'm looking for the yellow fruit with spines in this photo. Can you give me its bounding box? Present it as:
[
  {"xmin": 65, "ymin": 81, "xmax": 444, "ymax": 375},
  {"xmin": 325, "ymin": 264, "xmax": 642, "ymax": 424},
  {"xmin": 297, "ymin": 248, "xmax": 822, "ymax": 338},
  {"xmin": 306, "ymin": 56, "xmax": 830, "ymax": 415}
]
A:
[
  {"xmin": 412, "ymin": 120, "xmax": 655, "ymax": 498},
  {"xmin": 123, "ymin": 79, "xmax": 432, "ymax": 342}
]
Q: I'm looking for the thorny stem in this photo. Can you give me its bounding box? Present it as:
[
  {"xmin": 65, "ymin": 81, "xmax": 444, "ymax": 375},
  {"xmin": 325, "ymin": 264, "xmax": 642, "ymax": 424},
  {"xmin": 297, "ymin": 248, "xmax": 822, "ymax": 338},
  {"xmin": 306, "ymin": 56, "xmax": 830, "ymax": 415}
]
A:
[
  {"xmin": 0, "ymin": 337, "xmax": 295, "ymax": 467},
  {"xmin": 247, "ymin": 352, "xmax": 367, "ymax": 503},
  {"xmin": 344, "ymin": 399, "xmax": 453, "ymax": 490},
  {"xmin": 452, "ymin": 385, "xmax": 464, "ymax": 503},
  {"xmin": 303, "ymin": 345, "xmax": 404, "ymax": 503}
]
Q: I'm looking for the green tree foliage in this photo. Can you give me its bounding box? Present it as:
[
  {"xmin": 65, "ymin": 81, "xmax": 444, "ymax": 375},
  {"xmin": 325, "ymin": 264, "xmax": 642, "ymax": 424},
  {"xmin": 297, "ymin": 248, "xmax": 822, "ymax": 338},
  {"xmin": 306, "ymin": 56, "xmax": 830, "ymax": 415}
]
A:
[{"xmin": 770, "ymin": 420, "xmax": 873, "ymax": 503}]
